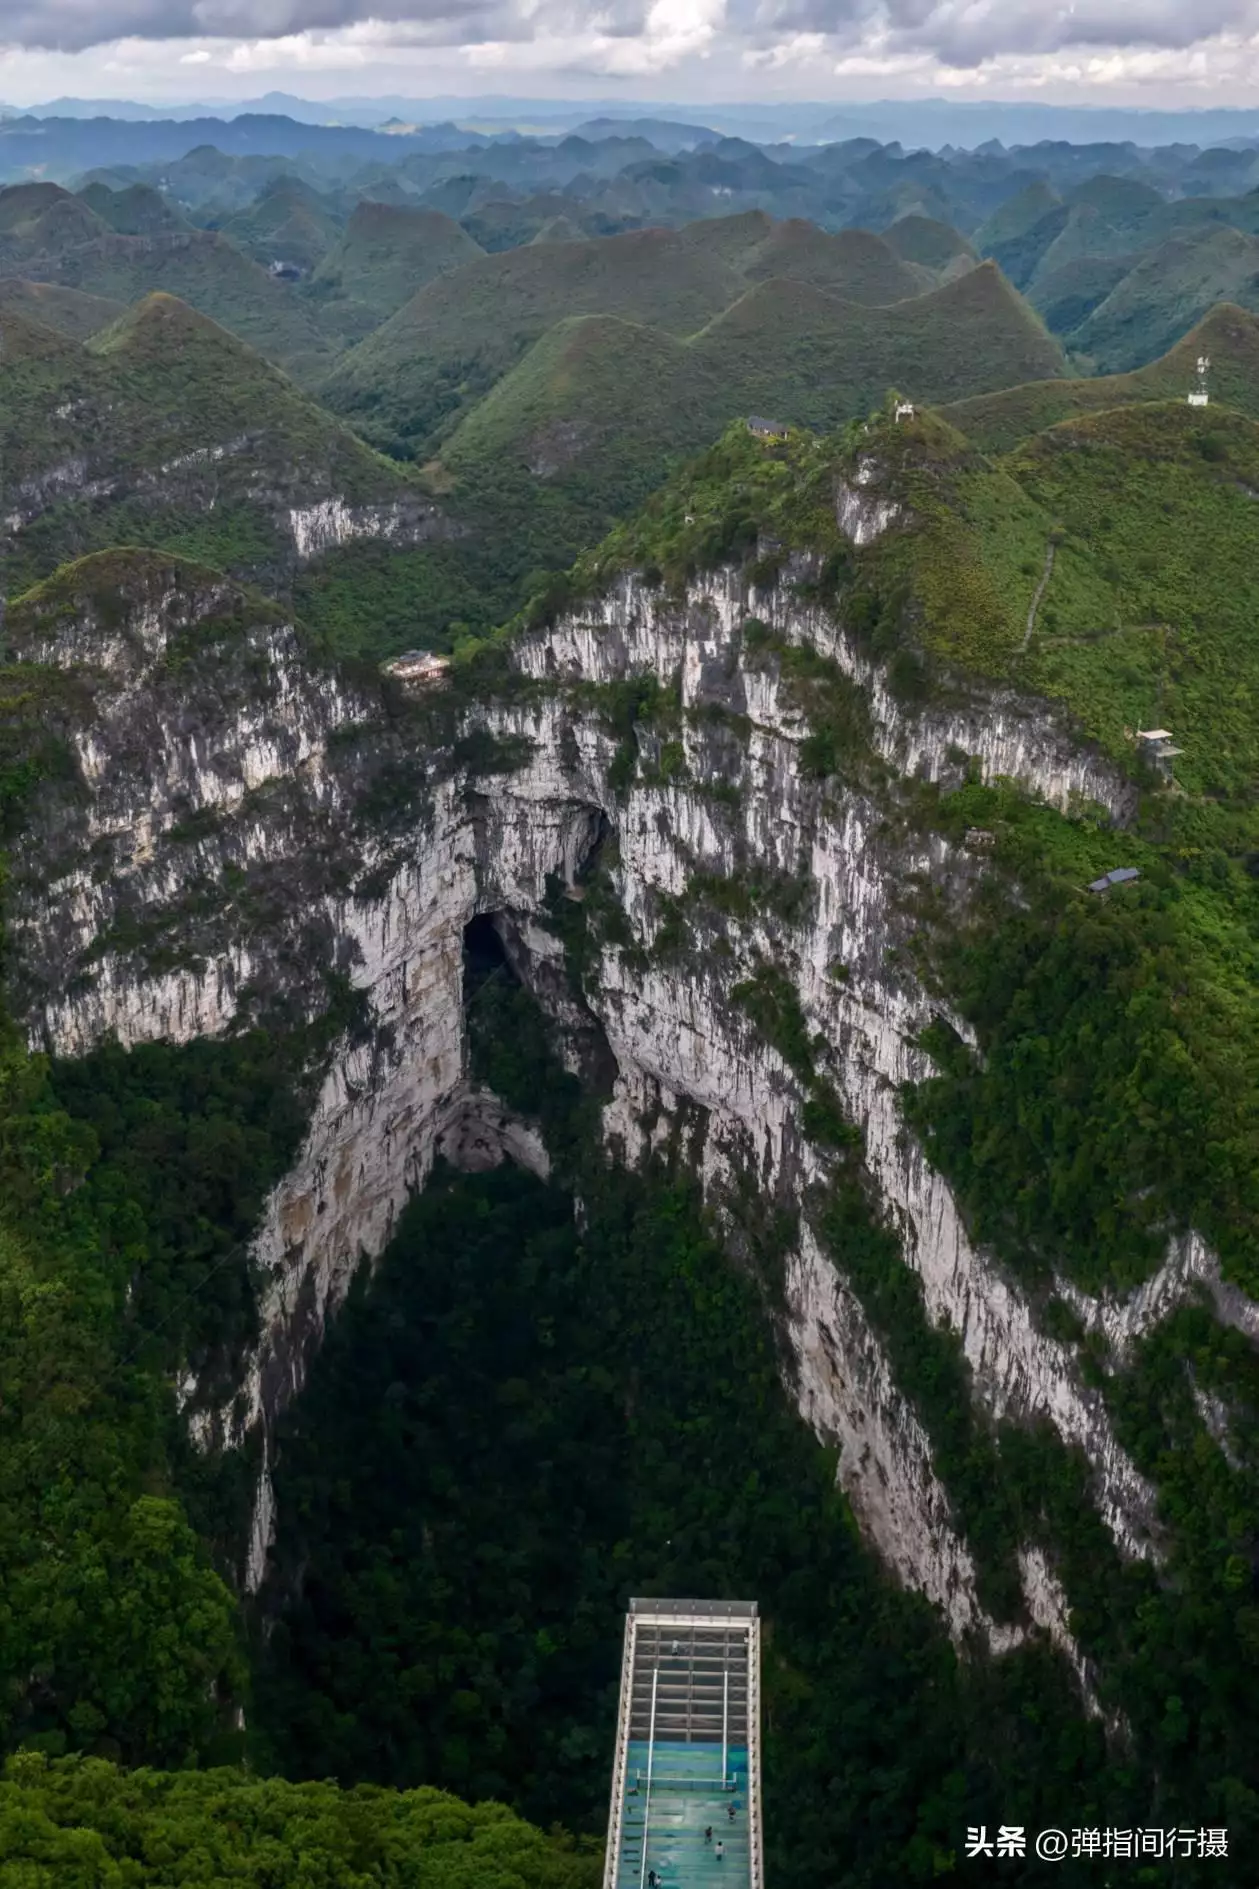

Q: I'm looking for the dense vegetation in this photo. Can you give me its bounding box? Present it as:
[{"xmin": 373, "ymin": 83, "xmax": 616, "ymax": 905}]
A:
[
  {"xmin": 941, "ymin": 301, "xmax": 1259, "ymax": 452},
  {"xmin": 0, "ymin": 1753, "xmax": 600, "ymax": 1887},
  {"xmin": 416, "ymin": 264, "xmax": 1062, "ymax": 645},
  {"xmin": 319, "ymin": 215, "xmax": 998, "ymax": 457},
  {"xmin": 16, "ymin": 147, "xmax": 1259, "ymax": 661},
  {"xmin": 0, "ymin": 292, "xmax": 423, "ymax": 600},
  {"xmin": 588, "ymin": 393, "xmax": 1259, "ymax": 819},
  {"xmin": 885, "ymin": 793, "xmax": 1259, "ymax": 1865},
  {"xmin": 0, "ymin": 936, "xmax": 370, "ymax": 1765}
]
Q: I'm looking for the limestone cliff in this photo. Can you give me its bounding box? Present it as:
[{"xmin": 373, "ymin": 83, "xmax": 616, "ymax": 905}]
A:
[{"xmin": 8, "ymin": 539, "xmax": 1252, "ymax": 1681}]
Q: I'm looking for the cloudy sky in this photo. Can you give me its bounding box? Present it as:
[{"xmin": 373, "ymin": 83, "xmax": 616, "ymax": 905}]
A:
[{"xmin": 4, "ymin": 0, "xmax": 1259, "ymax": 108}]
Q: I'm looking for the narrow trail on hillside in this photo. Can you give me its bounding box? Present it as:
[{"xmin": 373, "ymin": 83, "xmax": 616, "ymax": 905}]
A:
[{"xmin": 1022, "ymin": 540, "xmax": 1057, "ymax": 651}]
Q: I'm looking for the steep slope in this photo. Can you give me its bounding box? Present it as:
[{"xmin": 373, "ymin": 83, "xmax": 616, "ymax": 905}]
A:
[
  {"xmin": 982, "ymin": 204, "xmax": 1074, "ymax": 290},
  {"xmin": 0, "ymin": 292, "xmax": 447, "ymax": 593},
  {"xmin": 531, "ymin": 214, "xmax": 585, "ymax": 244},
  {"xmin": 0, "ymin": 547, "xmax": 1088, "ymax": 1882},
  {"xmin": 861, "ymin": 177, "xmax": 960, "ymax": 233},
  {"xmin": 0, "ymin": 307, "xmax": 106, "ymax": 509},
  {"xmin": 0, "ymin": 183, "xmax": 110, "ymax": 255},
  {"xmin": 310, "ymin": 199, "xmax": 485, "ymax": 317},
  {"xmin": 217, "ymin": 175, "xmax": 344, "ymax": 272},
  {"xmin": 690, "ymin": 263, "xmax": 1064, "ymax": 413},
  {"xmin": 0, "ymin": 181, "xmax": 331, "ymax": 379},
  {"xmin": 76, "ymin": 181, "xmax": 189, "ymax": 235},
  {"xmin": 975, "ymin": 178, "xmax": 1062, "ymax": 253},
  {"xmin": 811, "ymin": 396, "xmax": 1259, "ymax": 796},
  {"xmin": 1068, "ymin": 172, "xmax": 1165, "ymax": 225},
  {"xmin": 38, "ymin": 232, "xmax": 333, "ymax": 379},
  {"xmin": 419, "ymin": 262, "xmax": 1064, "ymax": 650},
  {"xmin": 443, "ymin": 313, "xmax": 714, "ymax": 518},
  {"xmin": 0, "ymin": 181, "xmax": 73, "ymax": 233},
  {"xmin": 739, "ymin": 219, "xmax": 932, "ymax": 302},
  {"xmin": 460, "ymin": 191, "xmax": 593, "ymax": 252},
  {"xmin": 321, "ymin": 222, "xmax": 752, "ymax": 451},
  {"xmin": 662, "ymin": 207, "xmax": 803, "ymax": 269},
  {"xmin": 1070, "ymin": 225, "xmax": 1259, "ymax": 370},
  {"xmin": 1003, "ymin": 400, "xmax": 1259, "ymax": 794},
  {"xmin": 323, "ymin": 218, "xmax": 1056, "ymax": 459},
  {"xmin": 941, "ymin": 303, "xmax": 1259, "ymax": 450},
  {"xmin": 1025, "ymin": 251, "xmax": 1139, "ymax": 337},
  {"xmin": 0, "ymin": 276, "xmax": 125, "ymax": 340},
  {"xmin": 881, "ymin": 213, "xmax": 978, "ymax": 277},
  {"xmin": 1030, "ymin": 201, "xmax": 1123, "ymax": 282}
]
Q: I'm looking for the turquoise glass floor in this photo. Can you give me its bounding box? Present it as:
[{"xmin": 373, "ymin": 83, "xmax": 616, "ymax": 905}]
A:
[{"xmin": 615, "ymin": 1741, "xmax": 750, "ymax": 1889}]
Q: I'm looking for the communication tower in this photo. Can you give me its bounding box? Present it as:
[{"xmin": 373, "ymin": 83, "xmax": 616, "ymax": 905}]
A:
[{"xmin": 1187, "ymin": 355, "xmax": 1210, "ymax": 407}]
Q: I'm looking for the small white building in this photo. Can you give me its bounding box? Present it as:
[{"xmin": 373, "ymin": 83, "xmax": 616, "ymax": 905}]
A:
[
  {"xmin": 1136, "ymin": 728, "xmax": 1183, "ymax": 776},
  {"xmin": 383, "ymin": 650, "xmax": 451, "ymax": 690},
  {"xmin": 894, "ymin": 401, "xmax": 916, "ymax": 422}
]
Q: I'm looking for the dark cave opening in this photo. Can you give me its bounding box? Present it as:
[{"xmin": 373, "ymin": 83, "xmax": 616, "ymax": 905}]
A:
[{"xmin": 462, "ymin": 909, "xmax": 516, "ymax": 1001}]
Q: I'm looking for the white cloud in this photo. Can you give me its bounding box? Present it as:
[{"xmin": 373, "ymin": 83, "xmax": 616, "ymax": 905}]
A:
[{"xmin": 7, "ymin": 0, "xmax": 1259, "ymax": 107}]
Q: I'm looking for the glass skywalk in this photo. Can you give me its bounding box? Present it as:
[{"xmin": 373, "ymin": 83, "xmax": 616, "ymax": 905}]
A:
[{"xmin": 603, "ymin": 1601, "xmax": 763, "ymax": 1889}]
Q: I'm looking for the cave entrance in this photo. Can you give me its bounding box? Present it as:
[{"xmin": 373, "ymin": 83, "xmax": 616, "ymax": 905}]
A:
[{"xmin": 462, "ymin": 911, "xmax": 515, "ymax": 1005}]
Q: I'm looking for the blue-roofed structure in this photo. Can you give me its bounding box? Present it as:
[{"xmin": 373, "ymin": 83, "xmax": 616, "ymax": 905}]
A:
[
  {"xmin": 603, "ymin": 1600, "xmax": 763, "ymax": 1889},
  {"xmin": 1087, "ymin": 867, "xmax": 1142, "ymax": 894}
]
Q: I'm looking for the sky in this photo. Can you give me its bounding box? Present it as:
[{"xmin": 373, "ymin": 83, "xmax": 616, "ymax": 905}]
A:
[{"xmin": 6, "ymin": 1, "xmax": 1259, "ymax": 111}]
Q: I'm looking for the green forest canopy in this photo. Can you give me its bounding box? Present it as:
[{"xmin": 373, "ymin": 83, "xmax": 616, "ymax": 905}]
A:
[{"xmin": 0, "ymin": 1754, "xmax": 600, "ymax": 1888}]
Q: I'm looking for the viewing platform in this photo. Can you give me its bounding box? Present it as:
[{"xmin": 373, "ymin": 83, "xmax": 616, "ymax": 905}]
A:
[{"xmin": 603, "ymin": 1600, "xmax": 763, "ymax": 1889}]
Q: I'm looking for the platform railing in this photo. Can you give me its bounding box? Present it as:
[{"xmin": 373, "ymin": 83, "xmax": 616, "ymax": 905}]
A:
[
  {"xmin": 606, "ymin": 1600, "xmax": 763, "ymax": 1889},
  {"xmin": 637, "ymin": 1665, "xmax": 660, "ymax": 1889},
  {"xmin": 746, "ymin": 1614, "xmax": 764, "ymax": 1889},
  {"xmin": 602, "ymin": 1612, "xmax": 638, "ymax": 1889}
]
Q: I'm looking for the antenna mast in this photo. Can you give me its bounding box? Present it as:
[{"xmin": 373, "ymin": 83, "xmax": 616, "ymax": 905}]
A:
[{"xmin": 1188, "ymin": 354, "xmax": 1211, "ymax": 408}]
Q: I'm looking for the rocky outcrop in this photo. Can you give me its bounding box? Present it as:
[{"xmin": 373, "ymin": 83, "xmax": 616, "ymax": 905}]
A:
[
  {"xmin": 836, "ymin": 475, "xmax": 902, "ymax": 546},
  {"xmin": 8, "ymin": 550, "xmax": 1247, "ymax": 1681},
  {"xmin": 3, "ymin": 451, "xmax": 452, "ymax": 573},
  {"xmin": 285, "ymin": 496, "xmax": 453, "ymax": 561}
]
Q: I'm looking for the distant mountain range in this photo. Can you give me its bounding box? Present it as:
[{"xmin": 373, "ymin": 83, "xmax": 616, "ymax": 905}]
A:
[
  {"xmin": 7, "ymin": 94, "xmax": 1259, "ymax": 150},
  {"xmin": 8, "ymin": 100, "xmax": 1259, "ymax": 647}
]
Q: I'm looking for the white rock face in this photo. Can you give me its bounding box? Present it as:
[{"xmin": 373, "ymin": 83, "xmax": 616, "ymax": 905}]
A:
[
  {"xmin": 1019, "ymin": 1546, "xmax": 1102, "ymax": 1717},
  {"xmin": 835, "ymin": 478, "xmax": 902, "ymax": 546},
  {"xmin": 286, "ymin": 498, "xmax": 446, "ymax": 561},
  {"xmin": 1062, "ymin": 1229, "xmax": 1259, "ymax": 1358},
  {"xmin": 790, "ymin": 1218, "xmax": 1016, "ymax": 1649},
  {"xmin": 19, "ymin": 559, "xmax": 1254, "ymax": 1681},
  {"xmin": 1, "ymin": 425, "xmax": 452, "ymax": 571},
  {"xmin": 523, "ymin": 569, "xmax": 1133, "ymax": 821}
]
